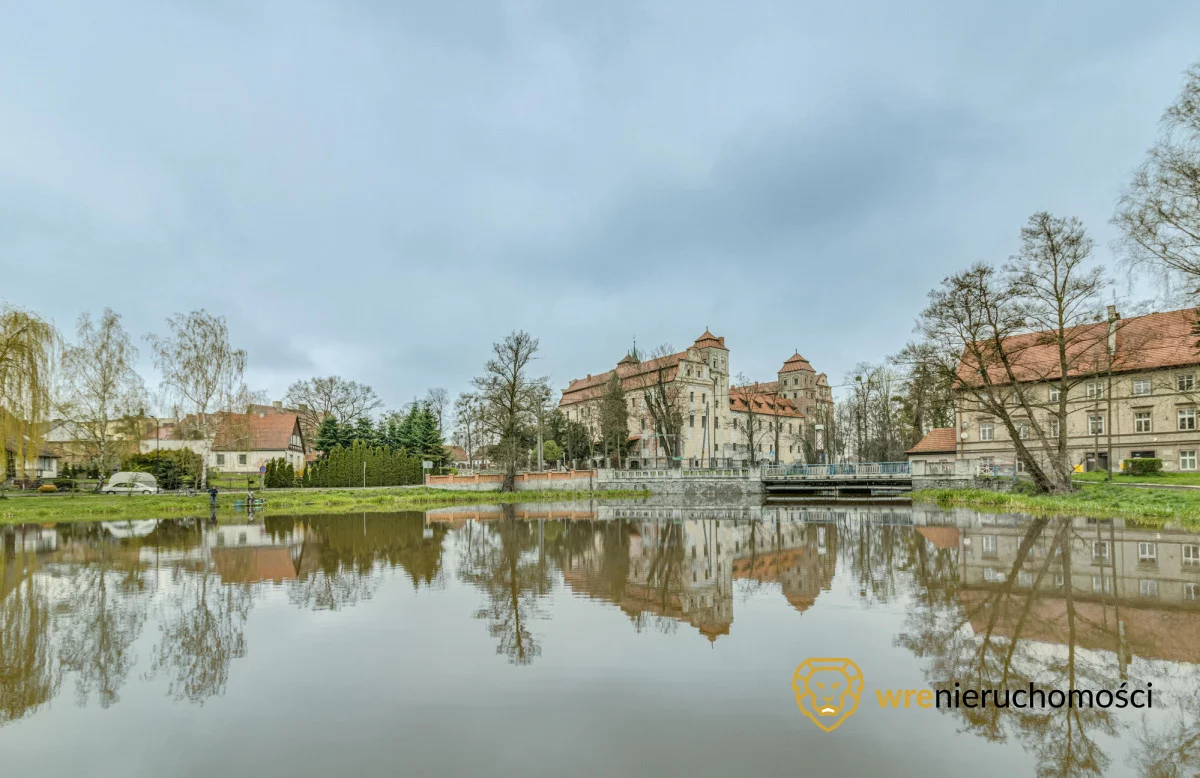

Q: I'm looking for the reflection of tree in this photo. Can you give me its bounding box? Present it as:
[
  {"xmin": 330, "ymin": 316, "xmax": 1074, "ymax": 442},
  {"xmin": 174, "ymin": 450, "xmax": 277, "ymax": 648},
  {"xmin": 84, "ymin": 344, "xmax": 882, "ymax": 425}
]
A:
[
  {"xmin": 1129, "ymin": 686, "xmax": 1200, "ymax": 776},
  {"xmin": 897, "ymin": 518, "xmax": 1118, "ymax": 777},
  {"xmin": 847, "ymin": 522, "xmax": 914, "ymax": 605},
  {"xmin": 0, "ymin": 576, "xmax": 60, "ymax": 725},
  {"xmin": 283, "ymin": 512, "xmax": 447, "ymax": 610},
  {"xmin": 149, "ymin": 571, "xmax": 250, "ymax": 704},
  {"xmin": 57, "ymin": 542, "xmax": 149, "ymax": 709},
  {"xmin": 458, "ymin": 509, "xmax": 551, "ymax": 665}
]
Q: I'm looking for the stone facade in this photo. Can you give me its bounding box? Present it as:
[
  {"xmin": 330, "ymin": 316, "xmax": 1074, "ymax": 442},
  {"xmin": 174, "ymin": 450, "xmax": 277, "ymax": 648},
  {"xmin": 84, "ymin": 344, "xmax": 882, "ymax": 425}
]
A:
[{"xmin": 559, "ymin": 330, "xmax": 834, "ymax": 468}]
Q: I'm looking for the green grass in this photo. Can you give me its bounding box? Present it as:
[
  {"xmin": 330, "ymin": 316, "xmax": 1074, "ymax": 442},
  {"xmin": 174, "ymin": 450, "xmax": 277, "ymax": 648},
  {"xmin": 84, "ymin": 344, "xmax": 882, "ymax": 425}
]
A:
[
  {"xmin": 914, "ymin": 482, "xmax": 1200, "ymax": 524},
  {"xmin": 1073, "ymin": 470, "xmax": 1200, "ymax": 486},
  {"xmin": 0, "ymin": 487, "xmax": 650, "ymax": 524}
]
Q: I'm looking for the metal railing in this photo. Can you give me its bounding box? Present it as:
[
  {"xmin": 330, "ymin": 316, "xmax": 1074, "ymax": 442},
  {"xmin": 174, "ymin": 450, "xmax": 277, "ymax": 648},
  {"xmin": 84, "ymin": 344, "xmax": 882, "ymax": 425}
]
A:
[
  {"xmin": 601, "ymin": 467, "xmax": 753, "ymax": 480},
  {"xmin": 761, "ymin": 462, "xmax": 911, "ymax": 479}
]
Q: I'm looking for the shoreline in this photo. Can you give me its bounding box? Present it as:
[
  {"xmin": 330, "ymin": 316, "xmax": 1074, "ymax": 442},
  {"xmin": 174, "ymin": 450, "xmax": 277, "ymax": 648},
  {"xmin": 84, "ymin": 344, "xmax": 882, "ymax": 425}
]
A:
[
  {"xmin": 913, "ymin": 482, "xmax": 1200, "ymax": 525},
  {"xmin": 0, "ymin": 487, "xmax": 651, "ymax": 524}
]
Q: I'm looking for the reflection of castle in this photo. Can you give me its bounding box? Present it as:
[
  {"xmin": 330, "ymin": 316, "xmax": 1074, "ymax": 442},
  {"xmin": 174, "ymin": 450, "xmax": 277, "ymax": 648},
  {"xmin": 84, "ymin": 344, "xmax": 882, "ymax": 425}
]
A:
[
  {"xmin": 560, "ymin": 517, "xmax": 838, "ymax": 641},
  {"xmin": 953, "ymin": 518, "xmax": 1200, "ymax": 663}
]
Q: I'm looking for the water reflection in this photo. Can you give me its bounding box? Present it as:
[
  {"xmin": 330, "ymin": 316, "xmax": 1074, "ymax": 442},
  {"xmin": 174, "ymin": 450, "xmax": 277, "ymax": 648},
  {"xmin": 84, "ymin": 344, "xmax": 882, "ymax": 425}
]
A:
[{"xmin": 2, "ymin": 504, "xmax": 1200, "ymax": 776}]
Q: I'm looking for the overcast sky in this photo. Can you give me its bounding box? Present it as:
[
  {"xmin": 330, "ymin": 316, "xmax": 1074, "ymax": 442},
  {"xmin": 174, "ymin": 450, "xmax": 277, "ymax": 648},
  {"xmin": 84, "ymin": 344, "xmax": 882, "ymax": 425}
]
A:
[{"xmin": 3, "ymin": 1, "xmax": 1199, "ymax": 413}]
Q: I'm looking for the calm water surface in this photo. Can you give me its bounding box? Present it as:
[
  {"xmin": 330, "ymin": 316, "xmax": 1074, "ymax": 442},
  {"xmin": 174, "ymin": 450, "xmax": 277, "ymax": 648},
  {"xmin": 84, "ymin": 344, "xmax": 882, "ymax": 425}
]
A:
[{"xmin": 2, "ymin": 501, "xmax": 1199, "ymax": 777}]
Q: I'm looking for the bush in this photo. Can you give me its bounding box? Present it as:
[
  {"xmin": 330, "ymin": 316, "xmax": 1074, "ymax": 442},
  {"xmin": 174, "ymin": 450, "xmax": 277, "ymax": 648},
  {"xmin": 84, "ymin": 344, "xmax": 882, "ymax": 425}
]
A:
[
  {"xmin": 1123, "ymin": 458, "xmax": 1163, "ymax": 476},
  {"xmin": 52, "ymin": 477, "xmax": 74, "ymax": 490},
  {"xmin": 38, "ymin": 484, "xmax": 58, "ymax": 493},
  {"xmin": 121, "ymin": 449, "xmax": 204, "ymax": 490}
]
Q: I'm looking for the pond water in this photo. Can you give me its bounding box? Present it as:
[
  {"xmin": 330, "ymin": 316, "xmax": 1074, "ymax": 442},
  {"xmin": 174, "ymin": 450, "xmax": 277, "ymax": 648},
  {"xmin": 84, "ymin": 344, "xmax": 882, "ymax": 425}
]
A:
[{"xmin": 2, "ymin": 501, "xmax": 1199, "ymax": 777}]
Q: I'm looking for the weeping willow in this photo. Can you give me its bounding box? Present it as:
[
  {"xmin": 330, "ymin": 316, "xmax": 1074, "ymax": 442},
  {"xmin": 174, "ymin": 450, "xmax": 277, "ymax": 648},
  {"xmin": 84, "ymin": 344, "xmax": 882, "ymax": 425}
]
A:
[{"xmin": 0, "ymin": 304, "xmax": 58, "ymax": 482}]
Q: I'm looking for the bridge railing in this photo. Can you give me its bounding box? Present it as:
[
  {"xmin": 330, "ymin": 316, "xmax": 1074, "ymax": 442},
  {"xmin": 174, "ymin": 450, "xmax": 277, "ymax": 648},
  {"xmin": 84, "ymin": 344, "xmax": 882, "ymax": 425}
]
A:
[{"xmin": 761, "ymin": 462, "xmax": 911, "ymax": 479}]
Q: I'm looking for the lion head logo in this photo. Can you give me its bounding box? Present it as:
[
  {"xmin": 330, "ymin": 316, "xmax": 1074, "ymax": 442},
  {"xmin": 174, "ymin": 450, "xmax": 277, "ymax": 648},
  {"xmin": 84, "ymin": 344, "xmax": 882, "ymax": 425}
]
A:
[{"xmin": 792, "ymin": 658, "xmax": 864, "ymax": 732}]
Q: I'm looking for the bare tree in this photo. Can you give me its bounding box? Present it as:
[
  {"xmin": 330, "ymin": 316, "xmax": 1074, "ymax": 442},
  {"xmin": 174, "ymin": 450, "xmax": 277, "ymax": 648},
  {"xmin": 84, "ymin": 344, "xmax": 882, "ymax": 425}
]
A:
[
  {"xmin": 629, "ymin": 344, "xmax": 684, "ymax": 466},
  {"xmin": 425, "ymin": 387, "xmax": 449, "ymax": 435},
  {"xmin": 284, "ymin": 376, "xmax": 382, "ymax": 440},
  {"xmin": 57, "ymin": 309, "xmax": 147, "ymax": 473},
  {"xmin": 1115, "ymin": 62, "xmax": 1200, "ymax": 297},
  {"xmin": 471, "ymin": 331, "xmax": 547, "ymax": 491},
  {"xmin": 453, "ymin": 391, "xmax": 487, "ymax": 470},
  {"xmin": 920, "ymin": 212, "xmax": 1109, "ymax": 493},
  {"xmin": 145, "ymin": 310, "xmax": 248, "ymax": 487},
  {"xmin": 841, "ymin": 363, "xmax": 906, "ymax": 462},
  {"xmin": 730, "ymin": 373, "xmax": 777, "ymax": 465}
]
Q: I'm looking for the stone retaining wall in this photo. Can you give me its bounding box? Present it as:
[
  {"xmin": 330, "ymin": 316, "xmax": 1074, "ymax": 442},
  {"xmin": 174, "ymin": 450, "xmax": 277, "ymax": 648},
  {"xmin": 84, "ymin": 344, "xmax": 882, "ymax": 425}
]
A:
[{"xmin": 912, "ymin": 475, "xmax": 1014, "ymax": 493}]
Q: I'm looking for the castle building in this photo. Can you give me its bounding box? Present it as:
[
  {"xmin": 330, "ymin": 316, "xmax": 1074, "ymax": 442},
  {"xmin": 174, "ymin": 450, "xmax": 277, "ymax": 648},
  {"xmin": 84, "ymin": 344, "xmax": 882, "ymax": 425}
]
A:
[{"xmin": 559, "ymin": 330, "xmax": 834, "ymax": 467}]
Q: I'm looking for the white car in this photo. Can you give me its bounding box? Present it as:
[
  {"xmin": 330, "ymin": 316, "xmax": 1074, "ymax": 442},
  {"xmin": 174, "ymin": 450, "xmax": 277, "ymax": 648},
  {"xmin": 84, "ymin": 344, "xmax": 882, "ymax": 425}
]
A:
[{"xmin": 102, "ymin": 472, "xmax": 159, "ymax": 495}]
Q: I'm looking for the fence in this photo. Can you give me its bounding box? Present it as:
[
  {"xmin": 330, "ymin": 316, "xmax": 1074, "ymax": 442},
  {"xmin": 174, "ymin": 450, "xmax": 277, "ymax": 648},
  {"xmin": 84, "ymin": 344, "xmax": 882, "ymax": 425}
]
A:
[
  {"xmin": 599, "ymin": 467, "xmax": 754, "ymax": 481},
  {"xmin": 761, "ymin": 462, "xmax": 911, "ymax": 478}
]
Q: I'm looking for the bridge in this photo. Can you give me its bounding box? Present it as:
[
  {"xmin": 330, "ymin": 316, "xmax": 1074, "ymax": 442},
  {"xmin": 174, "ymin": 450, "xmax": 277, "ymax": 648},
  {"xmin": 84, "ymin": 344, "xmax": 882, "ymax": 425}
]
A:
[{"xmin": 760, "ymin": 462, "xmax": 914, "ymax": 498}]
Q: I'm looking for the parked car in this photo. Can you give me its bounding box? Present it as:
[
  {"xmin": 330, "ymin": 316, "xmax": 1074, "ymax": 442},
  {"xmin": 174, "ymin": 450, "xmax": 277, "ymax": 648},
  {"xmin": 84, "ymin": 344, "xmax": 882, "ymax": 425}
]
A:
[{"xmin": 102, "ymin": 472, "xmax": 159, "ymax": 495}]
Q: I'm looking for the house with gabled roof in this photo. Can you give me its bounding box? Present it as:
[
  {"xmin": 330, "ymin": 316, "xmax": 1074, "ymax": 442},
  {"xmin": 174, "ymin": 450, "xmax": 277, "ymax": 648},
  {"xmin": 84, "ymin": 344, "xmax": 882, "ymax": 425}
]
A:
[{"xmin": 140, "ymin": 411, "xmax": 306, "ymax": 476}]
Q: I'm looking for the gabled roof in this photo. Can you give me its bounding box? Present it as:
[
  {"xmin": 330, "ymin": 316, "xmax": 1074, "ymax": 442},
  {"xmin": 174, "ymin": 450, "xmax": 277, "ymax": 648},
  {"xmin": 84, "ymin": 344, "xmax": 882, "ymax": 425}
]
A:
[
  {"xmin": 956, "ymin": 307, "xmax": 1200, "ymax": 387},
  {"xmin": 906, "ymin": 427, "xmax": 958, "ymax": 455},
  {"xmin": 444, "ymin": 444, "xmax": 469, "ymax": 462},
  {"xmin": 212, "ymin": 413, "xmax": 304, "ymax": 451},
  {"xmin": 779, "ymin": 352, "xmax": 814, "ymax": 373}
]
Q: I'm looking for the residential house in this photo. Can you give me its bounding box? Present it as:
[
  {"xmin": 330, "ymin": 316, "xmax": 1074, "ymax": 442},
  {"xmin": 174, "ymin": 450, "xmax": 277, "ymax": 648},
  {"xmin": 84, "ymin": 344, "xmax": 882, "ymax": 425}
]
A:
[
  {"xmin": 906, "ymin": 427, "xmax": 959, "ymax": 470},
  {"xmin": 4, "ymin": 433, "xmax": 59, "ymax": 484},
  {"xmin": 141, "ymin": 411, "xmax": 306, "ymax": 475}
]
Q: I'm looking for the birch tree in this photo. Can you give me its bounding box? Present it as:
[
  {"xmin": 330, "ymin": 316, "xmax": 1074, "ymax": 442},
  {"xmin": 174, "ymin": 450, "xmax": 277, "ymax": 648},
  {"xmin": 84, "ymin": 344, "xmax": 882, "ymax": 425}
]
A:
[
  {"xmin": 145, "ymin": 310, "xmax": 248, "ymax": 486},
  {"xmin": 57, "ymin": 309, "xmax": 147, "ymax": 472}
]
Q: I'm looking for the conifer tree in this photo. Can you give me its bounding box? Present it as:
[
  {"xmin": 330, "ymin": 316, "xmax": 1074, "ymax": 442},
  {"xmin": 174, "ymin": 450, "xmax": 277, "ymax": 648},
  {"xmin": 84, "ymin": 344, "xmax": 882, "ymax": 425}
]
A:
[{"xmin": 315, "ymin": 417, "xmax": 343, "ymax": 454}]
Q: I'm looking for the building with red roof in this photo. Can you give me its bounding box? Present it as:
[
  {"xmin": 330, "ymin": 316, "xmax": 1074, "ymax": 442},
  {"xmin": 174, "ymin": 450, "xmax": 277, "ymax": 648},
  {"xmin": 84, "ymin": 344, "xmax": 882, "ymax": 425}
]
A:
[
  {"xmin": 559, "ymin": 330, "xmax": 834, "ymax": 467},
  {"xmin": 954, "ymin": 307, "xmax": 1200, "ymax": 472}
]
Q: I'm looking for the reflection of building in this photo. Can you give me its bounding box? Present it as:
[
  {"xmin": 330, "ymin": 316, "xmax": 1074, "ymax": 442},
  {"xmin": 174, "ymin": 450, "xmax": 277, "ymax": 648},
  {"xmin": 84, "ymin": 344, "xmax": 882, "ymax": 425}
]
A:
[
  {"xmin": 956, "ymin": 519, "xmax": 1200, "ymax": 663},
  {"xmin": 560, "ymin": 518, "xmax": 838, "ymax": 641}
]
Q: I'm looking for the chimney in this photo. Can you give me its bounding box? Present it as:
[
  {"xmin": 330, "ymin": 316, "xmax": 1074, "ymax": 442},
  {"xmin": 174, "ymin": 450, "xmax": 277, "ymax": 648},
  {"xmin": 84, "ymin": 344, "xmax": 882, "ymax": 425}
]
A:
[
  {"xmin": 273, "ymin": 400, "xmax": 283, "ymax": 411},
  {"xmin": 1107, "ymin": 305, "xmax": 1120, "ymax": 355}
]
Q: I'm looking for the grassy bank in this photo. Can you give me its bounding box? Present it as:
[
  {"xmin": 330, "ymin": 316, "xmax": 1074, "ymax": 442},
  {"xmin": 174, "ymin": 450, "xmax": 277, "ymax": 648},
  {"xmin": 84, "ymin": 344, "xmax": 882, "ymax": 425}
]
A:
[
  {"xmin": 1073, "ymin": 470, "xmax": 1200, "ymax": 486},
  {"xmin": 0, "ymin": 487, "xmax": 650, "ymax": 524},
  {"xmin": 914, "ymin": 482, "xmax": 1200, "ymax": 524}
]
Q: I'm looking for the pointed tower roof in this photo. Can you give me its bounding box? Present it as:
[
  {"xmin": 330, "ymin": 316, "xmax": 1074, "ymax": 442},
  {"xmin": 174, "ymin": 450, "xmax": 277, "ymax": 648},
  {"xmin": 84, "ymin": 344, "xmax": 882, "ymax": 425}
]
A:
[
  {"xmin": 692, "ymin": 330, "xmax": 727, "ymax": 350},
  {"xmin": 780, "ymin": 352, "xmax": 814, "ymax": 373},
  {"xmin": 617, "ymin": 352, "xmax": 640, "ymax": 366}
]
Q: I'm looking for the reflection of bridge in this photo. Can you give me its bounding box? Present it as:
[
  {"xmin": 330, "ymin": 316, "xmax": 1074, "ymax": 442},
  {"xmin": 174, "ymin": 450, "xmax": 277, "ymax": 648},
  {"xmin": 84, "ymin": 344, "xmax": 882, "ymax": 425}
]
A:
[{"xmin": 761, "ymin": 462, "xmax": 913, "ymax": 498}]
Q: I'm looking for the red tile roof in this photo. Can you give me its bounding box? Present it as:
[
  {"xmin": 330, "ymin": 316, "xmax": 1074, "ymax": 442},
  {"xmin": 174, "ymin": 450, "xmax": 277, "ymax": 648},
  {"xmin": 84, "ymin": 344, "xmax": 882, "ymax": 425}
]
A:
[
  {"xmin": 561, "ymin": 350, "xmax": 686, "ymax": 405},
  {"xmin": 906, "ymin": 427, "xmax": 958, "ymax": 455},
  {"xmin": 779, "ymin": 352, "xmax": 815, "ymax": 373},
  {"xmin": 444, "ymin": 445, "xmax": 468, "ymax": 462},
  {"xmin": 957, "ymin": 307, "xmax": 1200, "ymax": 387},
  {"xmin": 213, "ymin": 413, "xmax": 303, "ymax": 451},
  {"xmin": 692, "ymin": 330, "xmax": 727, "ymax": 350},
  {"xmin": 728, "ymin": 384, "xmax": 804, "ymax": 418}
]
